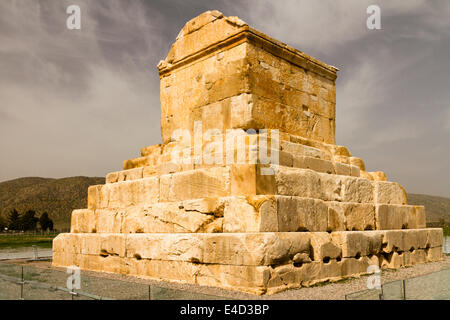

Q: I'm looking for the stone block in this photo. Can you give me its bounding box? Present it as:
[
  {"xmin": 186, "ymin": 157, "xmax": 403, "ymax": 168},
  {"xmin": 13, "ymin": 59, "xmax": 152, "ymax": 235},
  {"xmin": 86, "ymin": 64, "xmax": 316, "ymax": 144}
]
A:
[
  {"xmin": 107, "ymin": 168, "xmax": 145, "ymax": 184},
  {"xmin": 427, "ymin": 228, "xmax": 444, "ymax": 248},
  {"xmin": 274, "ymin": 167, "xmax": 322, "ymax": 199},
  {"xmin": 131, "ymin": 203, "xmax": 217, "ymax": 233},
  {"xmin": 123, "ymin": 154, "xmax": 160, "ymax": 170},
  {"xmin": 276, "ymin": 196, "xmax": 328, "ymax": 232},
  {"xmin": 375, "ymin": 204, "xmax": 418, "ymax": 230},
  {"xmin": 118, "ymin": 168, "xmax": 144, "ymax": 182},
  {"xmin": 195, "ymin": 264, "xmax": 270, "ymax": 295},
  {"xmin": 162, "ymin": 167, "xmax": 230, "ymax": 202},
  {"xmin": 328, "ymin": 202, "xmax": 375, "ymax": 231},
  {"xmin": 410, "ymin": 249, "xmax": 427, "ymax": 265},
  {"xmin": 52, "ymin": 251, "xmax": 81, "ymax": 267},
  {"xmin": 142, "ymin": 165, "xmax": 158, "ymax": 178},
  {"xmin": 95, "ymin": 209, "xmax": 123, "ymax": 233},
  {"xmin": 334, "ymin": 162, "xmax": 350, "ymax": 176},
  {"xmin": 320, "ymin": 174, "xmax": 374, "ymax": 203},
  {"xmin": 292, "ymin": 156, "xmax": 335, "ymax": 174},
  {"xmin": 327, "ymin": 205, "xmax": 346, "ymax": 232},
  {"xmin": 181, "ymin": 197, "xmax": 223, "ymax": 215},
  {"xmin": 87, "ymin": 185, "xmax": 102, "ymax": 209},
  {"xmin": 331, "ymin": 145, "xmax": 351, "ymax": 157},
  {"xmin": 79, "ymin": 254, "xmax": 104, "ymax": 272},
  {"xmin": 125, "ymin": 232, "xmax": 310, "ymax": 266},
  {"xmin": 70, "ymin": 209, "xmax": 96, "ymax": 233},
  {"xmin": 340, "ymin": 176, "xmax": 374, "ymax": 203},
  {"xmin": 408, "ymin": 206, "xmax": 426, "ymax": 229},
  {"xmin": 381, "ymin": 230, "xmax": 404, "ymax": 253},
  {"xmin": 310, "ymin": 233, "xmax": 342, "ymax": 261},
  {"xmin": 106, "ymin": 172, "xmax": 119, "ymax": 184},
  {"xmin": 141, "ymin": 144, "xmax": 162, "ymax": 157},
  {"xmin": 381, "ymin": 229, "xmax": 429, "ymax": 253},
  {"xmin": 52, "ymin": 233, "xmax": 70, "ymax": 253},
  {"xmin": 223, "ymin": 196, "xmax": 263, "ymax": 232},
  {"xmin": 341, "ymin": 256, "xmax": 374, "ymax": 277},
  {"xmin": 349, "ymin": 157, "xmax": 365, "ymax": 171},
  {"xmin": 426, "ymin": 247, "xmax": 443, "ymax": 262},
  {"xmin": 360, "ymin": 170, "xmax": 374, "ymax": 181},
  {"xmin": 280, "ymin": 141, "xmax": 327, "ymax": 159},
  {"xmin": 370, "ymin": 171, "xmax": 387, "ymax": 181},
  {"xmin": 331, "ymin": 231, "xmax": 382, "ymax": 258},
  {"xmin": 380, "ymin": 251, "xmax": 405, "ymax": 269},
  {"xmin": 402, "ymin": 229, "xmax": 428, "ymax": 251},
  {"xmin": 374, "ymin": 181, "xmax": 407, "ymax": 205},
  {"xmin": 350, "ymin": 165, "xmax": 361, "ymax": 177}
]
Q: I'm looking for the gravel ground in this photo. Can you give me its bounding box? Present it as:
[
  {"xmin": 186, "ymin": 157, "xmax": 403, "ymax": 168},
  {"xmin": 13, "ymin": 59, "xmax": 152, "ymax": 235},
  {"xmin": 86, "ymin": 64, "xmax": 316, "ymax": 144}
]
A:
[{"xmin": 2, "ymin": 255, "xmax": 449, "ymax": 300}]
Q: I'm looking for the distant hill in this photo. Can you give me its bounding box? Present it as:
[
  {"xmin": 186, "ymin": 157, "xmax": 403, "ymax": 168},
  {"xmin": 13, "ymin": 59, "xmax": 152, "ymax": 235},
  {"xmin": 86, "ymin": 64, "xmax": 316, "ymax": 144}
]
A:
[
  {"xmin": 0, "ymin": 177, "xmax": 448, "ymax": 230},
  {"xmin": 0, "ymin": 177, "xmax": 105, "ymax": 230},
  {"xmin": 407, "ymin": 193, "xmax": 450, "ymax": 222}
]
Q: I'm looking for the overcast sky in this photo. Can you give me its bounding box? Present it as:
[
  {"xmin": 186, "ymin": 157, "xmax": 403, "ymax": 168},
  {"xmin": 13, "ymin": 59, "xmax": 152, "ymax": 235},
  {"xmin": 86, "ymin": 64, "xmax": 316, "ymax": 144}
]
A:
[{"xmin": 0, "ymin": 0, "xmax": 449, "ymax": 197}]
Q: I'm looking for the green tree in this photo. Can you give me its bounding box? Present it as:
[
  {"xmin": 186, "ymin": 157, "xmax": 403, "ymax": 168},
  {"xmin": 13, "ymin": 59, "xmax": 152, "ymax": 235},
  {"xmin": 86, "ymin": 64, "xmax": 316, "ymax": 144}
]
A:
[
  {"xmin": 0, "ymin": 215, "xmax": 6, "ymax": 231},
  {"xmin": 21, "ymin": 210, "xmax": 39, "ymax": 231},
  {"xmin": 7, "ymin": 209, "xmax": 22, "ymax": 230},
  {"xmin": 39, "ymin": 212, "xmax": 54, "ymax": 231}
]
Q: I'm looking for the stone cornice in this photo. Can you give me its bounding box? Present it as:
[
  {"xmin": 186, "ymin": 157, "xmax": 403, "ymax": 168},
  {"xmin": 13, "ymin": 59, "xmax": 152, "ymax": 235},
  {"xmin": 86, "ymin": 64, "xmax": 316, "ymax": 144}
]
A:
[{"xmin": 158, "ymin": 26, "xmax": 338, "ymax": 81}]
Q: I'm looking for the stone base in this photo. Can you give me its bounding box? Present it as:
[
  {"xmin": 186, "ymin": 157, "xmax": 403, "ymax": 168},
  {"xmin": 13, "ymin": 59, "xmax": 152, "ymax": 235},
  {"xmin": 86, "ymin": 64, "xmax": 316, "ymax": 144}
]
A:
[{"xmin": 52, "ymin": 229, "xmax": 444, "ymax": 295}]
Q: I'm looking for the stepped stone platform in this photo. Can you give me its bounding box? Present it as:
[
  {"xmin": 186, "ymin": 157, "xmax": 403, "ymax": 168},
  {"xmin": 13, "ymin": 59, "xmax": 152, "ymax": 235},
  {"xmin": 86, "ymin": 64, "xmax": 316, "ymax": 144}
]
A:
[{"xmin": 53, "ymin": 10, "xmax": 444, "ymax": 295}]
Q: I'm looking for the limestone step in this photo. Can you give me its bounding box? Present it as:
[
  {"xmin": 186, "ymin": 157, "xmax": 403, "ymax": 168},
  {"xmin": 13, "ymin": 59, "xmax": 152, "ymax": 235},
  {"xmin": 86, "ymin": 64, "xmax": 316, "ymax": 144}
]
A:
[
  {"xmin": 109, "ymin": 152, "xmax": 361, "ymax": 185},
  {"xmin": 93, "ymin": 165, "xmax": 406, "ymax": 211},
  {"xmin": 52, "ymin": 229, "xmax": 444, "ymax": 295},
  {"xmin": 139, "ymin": 131, "xmax": 355, "ymax": 162},
  {"xmin": 142, "ymin": 129, "xmax": 334, "ymax": 157},
  {"xmin": 54, "ymin": 232, "xmax": 312, "ymax": 266},
  {"xmin": 124, "ymin": 131, "xmax": 368, "ymax": 172},
  {"xmin": 120, "ymin": 130, "xmax": 393, "ymax": 185},
  {"xmin": 53, "ymin": 229, "xmax": 443, "ymax": 266},
  {"xmin": 75, "ymin": 196, "xmax": 424, "ymax": 234}
]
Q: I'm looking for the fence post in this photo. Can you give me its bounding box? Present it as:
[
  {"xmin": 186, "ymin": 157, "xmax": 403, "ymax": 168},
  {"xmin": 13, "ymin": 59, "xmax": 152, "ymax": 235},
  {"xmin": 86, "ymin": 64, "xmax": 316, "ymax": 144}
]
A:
[
  {"xmin": 32, "ymin": 245, "xmax": 38, "ymax": 260},
  {"xmin": 402, "ymin": 279, "xmax": 406, "ymax": 300},
  {"xmin": 20, "ymin": 266, "xmax": 24, "ymax": 300}
]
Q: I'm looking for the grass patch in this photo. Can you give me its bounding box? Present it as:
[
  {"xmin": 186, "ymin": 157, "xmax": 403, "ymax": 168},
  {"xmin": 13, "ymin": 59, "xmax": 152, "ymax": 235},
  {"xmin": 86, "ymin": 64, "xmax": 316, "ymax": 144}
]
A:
[
  {"xmin": 443, "ymin": 227, "xmax": 450, "ymax": 237},
  {"xmin": 0, "ymin": 233, "xmax": 58, "ymax": 249}
]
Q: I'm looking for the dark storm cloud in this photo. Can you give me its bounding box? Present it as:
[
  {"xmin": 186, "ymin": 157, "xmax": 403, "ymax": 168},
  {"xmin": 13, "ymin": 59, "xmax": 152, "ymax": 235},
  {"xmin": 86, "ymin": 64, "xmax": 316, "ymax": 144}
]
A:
[{"xmin": 0, "ymin": 0, "xmax": 448, "ymax": 196}]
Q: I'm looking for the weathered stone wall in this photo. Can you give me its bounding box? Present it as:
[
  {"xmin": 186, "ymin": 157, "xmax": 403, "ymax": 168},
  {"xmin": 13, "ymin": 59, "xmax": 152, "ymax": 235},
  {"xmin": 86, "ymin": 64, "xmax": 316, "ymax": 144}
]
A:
[{"xmin": 158, "ymin": 11, "xmax": 337, "ymax": 144}]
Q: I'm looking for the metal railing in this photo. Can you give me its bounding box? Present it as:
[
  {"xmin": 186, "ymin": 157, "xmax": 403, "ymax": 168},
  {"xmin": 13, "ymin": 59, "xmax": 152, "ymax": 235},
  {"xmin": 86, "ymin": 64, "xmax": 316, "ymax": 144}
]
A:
[
  {"xmin": 2, "ymin": 260, "xmax": 448, "ymax": 300},
  {"xmin": 345, "ymin": 267, "xmax": 450, "ymax": 300},
  {"xmin": 444, "ymin": 236, "xmax": 450, "ymax": 254},
  {"xmin": 0, "ymin": 231, "xmax": 62, "ymax": 236},
  {"xmin": 0, "ymin": 261, "xmax": 227, "ymax": 300},
  {"xmin": 0, "ymin": 266, "xmax": 111, "ymax": 300}
]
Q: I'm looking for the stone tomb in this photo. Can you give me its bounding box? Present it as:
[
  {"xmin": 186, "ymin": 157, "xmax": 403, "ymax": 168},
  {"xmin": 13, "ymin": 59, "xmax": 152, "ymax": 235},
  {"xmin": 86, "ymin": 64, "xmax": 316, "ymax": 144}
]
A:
[{"xmin": 53, "ymin": 11, "xmax": 444, "ymax": 295}]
